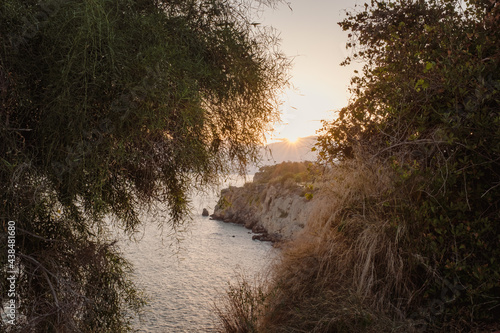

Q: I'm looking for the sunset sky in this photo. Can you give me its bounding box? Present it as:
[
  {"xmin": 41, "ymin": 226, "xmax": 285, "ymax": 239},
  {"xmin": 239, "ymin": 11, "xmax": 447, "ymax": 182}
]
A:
[{"xmin": 260, "ymin": 0, "xmax": 364, "ymax": 142}]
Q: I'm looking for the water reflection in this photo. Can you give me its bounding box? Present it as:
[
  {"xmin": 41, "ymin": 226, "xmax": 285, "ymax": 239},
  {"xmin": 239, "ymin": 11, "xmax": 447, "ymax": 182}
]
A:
[{"xmin": 120, "ymin": 186, "xmax": 276, "ymax": 332}]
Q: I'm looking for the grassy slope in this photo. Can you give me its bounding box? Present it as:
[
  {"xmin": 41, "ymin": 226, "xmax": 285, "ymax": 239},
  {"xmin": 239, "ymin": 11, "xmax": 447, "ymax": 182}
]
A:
[{"xmin": 215, "ymin": 155, "xmax": 499, "ymax": 333}]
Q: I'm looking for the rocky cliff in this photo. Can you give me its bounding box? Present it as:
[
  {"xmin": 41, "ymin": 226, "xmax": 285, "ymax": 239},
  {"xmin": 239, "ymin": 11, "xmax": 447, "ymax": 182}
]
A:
[{"xmin": 211, "ymin": 162, "xmax": 317, "ymax": 242}]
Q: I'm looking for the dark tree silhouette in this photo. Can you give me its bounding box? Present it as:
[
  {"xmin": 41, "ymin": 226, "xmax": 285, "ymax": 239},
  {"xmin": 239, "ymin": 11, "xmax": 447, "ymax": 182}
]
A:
[{"xmin": 0, "ymin": 0, "xmax": 289, "ymax": 331}]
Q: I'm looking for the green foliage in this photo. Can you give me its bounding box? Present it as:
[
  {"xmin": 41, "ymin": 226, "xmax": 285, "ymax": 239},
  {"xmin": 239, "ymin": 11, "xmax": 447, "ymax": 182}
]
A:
[
  {"xmin": 253, "ymin": 161, "xmax": 312, "ymax": 184},
  {"xmin": 0, "ymin": 0, "xmax": 288, "ymax": 330},
  {"xmin": 214, "ymin": 276, "xmax": 269, "ymax": 333},
  {"xmin": 316, "ymin": 0, "xmax": 500, "ymax": 329},
  {"xmin": 304, "ymin": 184, "xmax": 314, "ymax": 201}
]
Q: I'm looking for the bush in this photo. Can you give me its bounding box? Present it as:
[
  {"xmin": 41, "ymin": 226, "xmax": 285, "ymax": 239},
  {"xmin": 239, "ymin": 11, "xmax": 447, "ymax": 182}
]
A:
[
  {"xmin": 0, "ymin": 0, "xmax": 288, "ymax": 330},
  {"xmin": 253, "ymin": 162, "xmax": 312, "ymax": 184},
  {"xmin": 217, "ymin": 1, "xmax": 500, "ymax": 331},
  {"xmin": 314, "ymin": 0, "xmax": 500, "ymax": 329},
  {"xmin": 214, "ymin": 275, "xmax": 269, "ymax": 333}
]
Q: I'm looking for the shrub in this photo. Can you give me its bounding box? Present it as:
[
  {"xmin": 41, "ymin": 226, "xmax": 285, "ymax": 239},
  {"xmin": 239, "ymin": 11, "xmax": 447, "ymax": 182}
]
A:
[
  {"xmin": 253, "ymin": 162, "xmax": 312, "ymax": 184},
  {"xmin": 0, "ymin": 0, "xmax": 288, "ymax": 330},
  {"xmin": 217, "ymin": 1, "xmax": 500, "ymax": 331},
  {"xmin": 214, "ymin": 275, "xmax": 269, "ymax": 333}
]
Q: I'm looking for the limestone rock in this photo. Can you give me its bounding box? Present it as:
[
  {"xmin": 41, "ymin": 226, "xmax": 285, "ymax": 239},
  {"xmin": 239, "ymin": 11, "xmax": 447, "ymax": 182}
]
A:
[{"xmin": 212, "ymin": 178, "xmax": 315, "ymax": 242}]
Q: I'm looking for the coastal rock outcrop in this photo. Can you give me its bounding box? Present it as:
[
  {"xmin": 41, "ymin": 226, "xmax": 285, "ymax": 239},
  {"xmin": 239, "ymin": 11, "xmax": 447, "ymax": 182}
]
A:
[{"xmin": 211, "ymin": 162, "xmax": 317, "ymax": 242}]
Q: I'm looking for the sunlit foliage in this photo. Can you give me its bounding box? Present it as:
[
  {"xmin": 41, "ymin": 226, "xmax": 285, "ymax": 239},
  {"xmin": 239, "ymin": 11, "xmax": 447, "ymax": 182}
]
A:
[
  {"xmin": 316, "ymin": 0, "xmax": 500, "ymax": 329},
  {"xmin": 0, "ymin": 0, "xmax": 288, "ymax": 330},
  {"xmin": 215, "ymin": 1, "xmax": 499, "ymax": 331}
]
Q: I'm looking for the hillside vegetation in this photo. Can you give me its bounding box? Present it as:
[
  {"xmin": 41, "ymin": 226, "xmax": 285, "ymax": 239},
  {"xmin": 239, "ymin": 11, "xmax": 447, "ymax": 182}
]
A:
[
  {"xmin": 0, "ymin": 0, "xmax": 288, "ymax": 330},
  {"xmin": 253, "ymin": 161, "xmax": 314, "ymax": 185},
  {"xmin": 216, "ymin": 1, "xmax": 499, "ymax": 332},
  {"xmin": 211, "ymin": 161, "xmax": 317, "ymax": 241}
]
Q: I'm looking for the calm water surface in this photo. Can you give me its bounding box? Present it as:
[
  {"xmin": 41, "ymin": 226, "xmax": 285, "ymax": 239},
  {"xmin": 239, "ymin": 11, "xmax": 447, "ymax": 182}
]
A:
[{"xmin": 119, "ymin": 180, "xmax": 276, "ymax": 332}]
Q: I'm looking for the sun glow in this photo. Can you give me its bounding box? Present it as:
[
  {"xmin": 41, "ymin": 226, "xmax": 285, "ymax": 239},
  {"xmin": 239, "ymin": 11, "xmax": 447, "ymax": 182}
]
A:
[{"xmin": 286, "ymin": 136, "xmax": 300, "ymax": 144}]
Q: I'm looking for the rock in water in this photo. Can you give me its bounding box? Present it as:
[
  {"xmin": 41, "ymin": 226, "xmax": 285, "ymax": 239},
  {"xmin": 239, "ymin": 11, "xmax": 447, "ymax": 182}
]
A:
[
  {"xmin": 202, "ymin": 208, "xmax": 209, "ymax": 216},
  {"xmin": 212, "ymin": 181, "xmax": 313, "ymax": 241}
]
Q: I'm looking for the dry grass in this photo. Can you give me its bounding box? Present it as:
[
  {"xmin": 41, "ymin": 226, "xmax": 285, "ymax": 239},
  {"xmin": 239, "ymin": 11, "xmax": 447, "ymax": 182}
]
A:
[
  {"xmin": 214, "ymin": 274, "xmax": 270, "ymax": 333},
  {"xmin": 216, "ymin": 156, "xmax": 427, "ymax": 332}
]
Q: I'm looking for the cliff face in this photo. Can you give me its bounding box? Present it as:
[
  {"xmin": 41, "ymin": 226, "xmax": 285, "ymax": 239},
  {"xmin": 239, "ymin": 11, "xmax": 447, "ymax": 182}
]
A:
[{"xmin": 211, "ymin": 164, "xmax": 316, "ymax": 241}]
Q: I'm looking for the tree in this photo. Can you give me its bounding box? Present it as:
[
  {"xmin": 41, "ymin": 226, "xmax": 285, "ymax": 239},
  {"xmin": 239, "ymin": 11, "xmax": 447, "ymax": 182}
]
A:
[
  {"xmin": 318, "ymin": 0, "xmax": 499, "ymax": 328},
  {"xmin": 0, "ymin": 0, "xmax": 289, "ymax": 331}
]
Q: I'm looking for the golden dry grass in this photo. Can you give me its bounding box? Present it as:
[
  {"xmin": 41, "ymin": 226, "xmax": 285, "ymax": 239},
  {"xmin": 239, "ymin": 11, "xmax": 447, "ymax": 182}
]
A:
[{"xmin": 216, "ymin": 156, "xmax": 427, "ymax": 332}]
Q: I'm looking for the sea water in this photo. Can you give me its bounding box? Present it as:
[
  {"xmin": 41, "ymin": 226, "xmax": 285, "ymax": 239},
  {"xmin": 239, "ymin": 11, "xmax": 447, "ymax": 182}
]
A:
[{"xmin": 119, "ymin": 178, "xmax": 276, "ymax": 332}]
